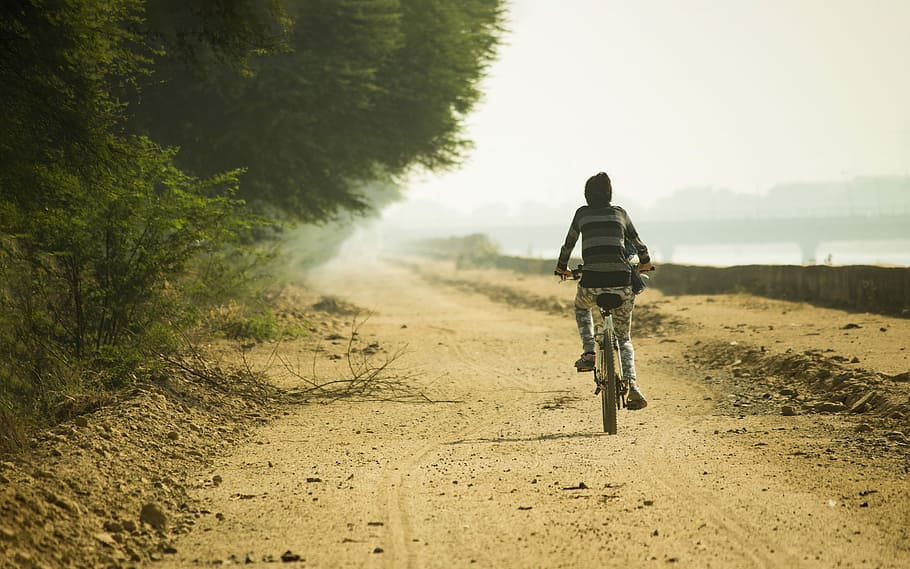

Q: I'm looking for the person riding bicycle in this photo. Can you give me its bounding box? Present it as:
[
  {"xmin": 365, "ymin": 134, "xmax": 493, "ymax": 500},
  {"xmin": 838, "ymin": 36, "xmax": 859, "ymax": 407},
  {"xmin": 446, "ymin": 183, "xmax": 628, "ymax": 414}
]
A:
[{"xmin": 554, "ymin": 172, "xmax": 653, "ymax": 410}]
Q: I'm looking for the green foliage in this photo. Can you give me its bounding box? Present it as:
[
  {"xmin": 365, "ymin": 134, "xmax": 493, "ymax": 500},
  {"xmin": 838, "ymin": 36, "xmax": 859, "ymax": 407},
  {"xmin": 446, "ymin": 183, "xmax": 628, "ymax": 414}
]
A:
[
  {"xmin": 132, "ymin": 0, "xmax": 505, "ymax": 221},
  {"xmin": 1, "ymin": 1, "xmax": 148, "ymax": 437},
  {"xmin": 204, "ymin": 300, "xmax": 281, "ymax": 341},
  {"xmin": 4, "ymin": 139, "xmax": 251, "ymax": 348},
  {"xmin": 0, "ymin": 138, "xmax": 259, "ymax": 428},
  {"xmin": 141, "ymin": 0, "xmax": 293, "ymax": 72},
  {"xmin": 1, "ymin": 0, "xmax": 147, "ymax": 207},
  {"xmin": 0, "ymin": 398, "xmax": 27, "ymax": 454}
]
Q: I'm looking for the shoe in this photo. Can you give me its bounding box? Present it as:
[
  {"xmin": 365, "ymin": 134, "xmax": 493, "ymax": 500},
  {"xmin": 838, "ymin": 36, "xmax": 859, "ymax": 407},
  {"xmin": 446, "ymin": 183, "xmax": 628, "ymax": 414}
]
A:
[
  {"xmin": 575, "ymin": 352, "xmax": 595, "ymax": 372},
  {"xmin": 627, "ymin": 381, "xmax": 648, "ymax": 410}
]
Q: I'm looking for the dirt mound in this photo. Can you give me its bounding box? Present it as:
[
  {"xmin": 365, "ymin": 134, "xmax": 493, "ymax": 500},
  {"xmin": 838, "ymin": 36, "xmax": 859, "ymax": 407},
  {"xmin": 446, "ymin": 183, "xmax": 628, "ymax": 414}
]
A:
[
  {"xmin": 310, "ymin": 295, "xmax": 362, "ymax": 316},
  {"xmin": 0, "ymin": 366, "xmax": 282, "ymax": 569},
  {"xmin": 688, "ymin": 340, "xmax": 910, "ymax": 428}
]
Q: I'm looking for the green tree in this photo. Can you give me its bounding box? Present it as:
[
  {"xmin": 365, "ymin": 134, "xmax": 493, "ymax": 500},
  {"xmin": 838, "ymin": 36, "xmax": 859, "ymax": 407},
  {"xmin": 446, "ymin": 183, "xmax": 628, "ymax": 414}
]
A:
[
  {"xmin": 0, "ymin": 1, "xmax": 260, "ymax": 437},
  {"xmin": 132, "ymin": 0, "xmax": 505, "ymax": 221},
  {"xmin": 139, "ymin": 0, "xmax": 293, "ymax": 73},
  {"xmin": 1, "ymin": 0, "xmax": 147, "ymax": 214}
]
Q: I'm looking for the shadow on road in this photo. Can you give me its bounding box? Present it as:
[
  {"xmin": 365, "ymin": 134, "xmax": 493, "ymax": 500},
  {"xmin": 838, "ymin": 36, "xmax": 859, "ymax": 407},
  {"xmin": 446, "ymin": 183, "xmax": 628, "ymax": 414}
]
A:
[{"xmin": 446, "ymin": 431, "xmax": 612, "ymax": 445}]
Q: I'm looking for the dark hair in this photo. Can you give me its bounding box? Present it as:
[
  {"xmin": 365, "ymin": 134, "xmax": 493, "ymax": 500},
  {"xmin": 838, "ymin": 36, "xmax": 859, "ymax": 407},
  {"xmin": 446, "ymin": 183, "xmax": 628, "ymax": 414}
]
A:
[{"xmin": 584, "ymin": 172, "xmax": 612, "ymax": 207}]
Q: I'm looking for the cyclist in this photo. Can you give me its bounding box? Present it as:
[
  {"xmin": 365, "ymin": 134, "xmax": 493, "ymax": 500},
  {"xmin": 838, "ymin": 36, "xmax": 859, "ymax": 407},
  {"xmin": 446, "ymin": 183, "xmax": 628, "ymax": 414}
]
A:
[{"xmin": 554, "ymin": 172, "xmax": 653, "ymax": 410}]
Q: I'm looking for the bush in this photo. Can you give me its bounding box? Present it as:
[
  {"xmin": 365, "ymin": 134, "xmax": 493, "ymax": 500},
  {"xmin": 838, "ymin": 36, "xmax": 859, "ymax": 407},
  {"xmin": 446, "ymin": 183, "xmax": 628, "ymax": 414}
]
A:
[{"xmin": 0, "ymin": 138, "xmax": 261, "ymax": 450}]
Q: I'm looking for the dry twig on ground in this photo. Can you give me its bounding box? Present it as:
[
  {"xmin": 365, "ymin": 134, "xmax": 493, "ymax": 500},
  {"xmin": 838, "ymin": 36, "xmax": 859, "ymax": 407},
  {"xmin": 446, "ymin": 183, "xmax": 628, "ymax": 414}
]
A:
[{"xmin": 279, "ymin": 314, "xmax": 434, "ymax": 403}]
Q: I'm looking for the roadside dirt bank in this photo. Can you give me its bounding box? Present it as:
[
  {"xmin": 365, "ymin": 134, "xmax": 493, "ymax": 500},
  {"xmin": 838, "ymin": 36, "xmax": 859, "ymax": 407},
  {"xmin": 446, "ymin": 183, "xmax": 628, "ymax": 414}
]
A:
[
  {"xmin": 0, "ymin": 290, "xmax": 359, "ymax": 569},
  {"xmin": 3, "ymin": 258, "xmax": 909, "ymax": 568}
]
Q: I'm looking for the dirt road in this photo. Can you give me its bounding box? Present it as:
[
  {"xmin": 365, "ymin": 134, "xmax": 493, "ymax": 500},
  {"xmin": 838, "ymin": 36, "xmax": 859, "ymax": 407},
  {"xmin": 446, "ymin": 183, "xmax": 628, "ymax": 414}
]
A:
[{"xmin": 156, "ymin": 259, "xmax": 910, "ymax": 568}]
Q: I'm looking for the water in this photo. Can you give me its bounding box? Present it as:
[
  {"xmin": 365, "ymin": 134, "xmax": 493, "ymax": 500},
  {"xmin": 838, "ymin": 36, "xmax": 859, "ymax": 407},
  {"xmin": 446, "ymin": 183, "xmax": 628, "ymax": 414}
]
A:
[
  {"xmin": 357, "ymin": 217, "xmax": 910, "ymax": 268},
  {"xmin": 508, "ymin": 240, "xmax": 910, "ymax": 267}
]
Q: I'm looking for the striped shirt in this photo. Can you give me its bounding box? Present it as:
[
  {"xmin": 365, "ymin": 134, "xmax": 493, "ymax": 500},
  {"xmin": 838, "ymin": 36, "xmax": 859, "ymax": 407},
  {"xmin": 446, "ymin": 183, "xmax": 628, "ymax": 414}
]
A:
[{"xmin": 557, "ymin": 205, "xmax": 650, "ymax": 288}]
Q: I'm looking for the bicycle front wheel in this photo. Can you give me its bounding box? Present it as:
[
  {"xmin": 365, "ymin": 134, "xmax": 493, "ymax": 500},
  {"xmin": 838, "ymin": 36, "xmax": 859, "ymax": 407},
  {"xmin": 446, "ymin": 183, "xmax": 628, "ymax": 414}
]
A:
[{"xmin": 600, "ymin": 326, "xmax": 618, "ymax": 434}]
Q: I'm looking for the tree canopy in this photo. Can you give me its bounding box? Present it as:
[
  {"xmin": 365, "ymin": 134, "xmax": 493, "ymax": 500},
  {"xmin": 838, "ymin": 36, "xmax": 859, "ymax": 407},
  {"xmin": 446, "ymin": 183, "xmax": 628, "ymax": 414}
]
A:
[{"xmin": 133, "ymin": 0, "xmax": 505, "ymax": 220}]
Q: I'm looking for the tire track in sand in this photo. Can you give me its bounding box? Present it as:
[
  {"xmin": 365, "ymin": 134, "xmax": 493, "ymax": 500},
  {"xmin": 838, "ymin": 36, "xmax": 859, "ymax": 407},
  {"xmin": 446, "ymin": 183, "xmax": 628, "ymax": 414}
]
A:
[
  {"xmin": 372, "ymin": 267, "xmax": 547, "ymax": 568},
  {"xmin": 378, "ymin": 341, "xmax": 541, "ymax": 568}
]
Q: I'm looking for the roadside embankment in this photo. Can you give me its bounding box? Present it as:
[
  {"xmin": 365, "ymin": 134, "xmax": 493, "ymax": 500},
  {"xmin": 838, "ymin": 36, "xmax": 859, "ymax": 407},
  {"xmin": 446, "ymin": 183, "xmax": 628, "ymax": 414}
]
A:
[{"xmin": 649, "ymin": 264, "xmax": 910, "ymax": 317}]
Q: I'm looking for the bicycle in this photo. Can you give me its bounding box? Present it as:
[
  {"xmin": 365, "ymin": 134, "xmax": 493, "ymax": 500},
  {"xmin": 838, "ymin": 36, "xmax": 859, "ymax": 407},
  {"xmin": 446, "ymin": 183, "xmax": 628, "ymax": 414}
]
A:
[{"xmin": 561, "ymin": 263, "xmax": 653, "ymax": 434}]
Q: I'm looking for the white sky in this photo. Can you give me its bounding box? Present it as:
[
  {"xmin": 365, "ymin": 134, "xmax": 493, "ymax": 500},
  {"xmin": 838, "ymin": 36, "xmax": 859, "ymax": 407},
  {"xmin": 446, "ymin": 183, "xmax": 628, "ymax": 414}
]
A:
[{"xmin": 403, "ymin": 0, "xmax": 910, "ymax": 213}]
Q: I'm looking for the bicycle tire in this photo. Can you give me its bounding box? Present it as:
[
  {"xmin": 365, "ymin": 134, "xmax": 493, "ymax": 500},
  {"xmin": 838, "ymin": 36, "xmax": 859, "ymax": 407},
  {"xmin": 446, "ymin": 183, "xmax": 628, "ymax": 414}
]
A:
[{"xmin": 601, "ymin": 326, "xmax": 618, "ymax": 434}]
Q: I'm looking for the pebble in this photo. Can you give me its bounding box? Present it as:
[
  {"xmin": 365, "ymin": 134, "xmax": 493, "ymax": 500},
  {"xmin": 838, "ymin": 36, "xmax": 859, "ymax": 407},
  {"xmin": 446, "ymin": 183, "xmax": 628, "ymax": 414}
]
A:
[
  {"xmin": 885, "ymin": 432, "xmax": 908, "ymax": 444},
  {"xmin": 848, "ymin": 392, "xmax": 876, "ymax": 413},
  {"xmin": 93, "ymin": 532, "xmax": 117, "ymax": 547},
  {"xmin": 781, "ymin": 405, "xmax": 798, "ymax": 416},
  {"xmin": 44, "ymin": 491, "xmax": 79, "ymax": 514},
  {"xmin": 814, "ymin": 401, "xmax": 847, "ymax": 413},
  {"xmin": 140, "ymin": 503, "xmax": 168, "ymax": 529}
]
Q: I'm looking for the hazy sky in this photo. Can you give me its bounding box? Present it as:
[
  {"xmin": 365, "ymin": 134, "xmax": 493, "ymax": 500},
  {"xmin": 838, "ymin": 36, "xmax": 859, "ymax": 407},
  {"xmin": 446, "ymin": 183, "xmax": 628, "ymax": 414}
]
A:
[{"xmin": 403, "ymin": 0, "xmax": 910, "ymax": 213}]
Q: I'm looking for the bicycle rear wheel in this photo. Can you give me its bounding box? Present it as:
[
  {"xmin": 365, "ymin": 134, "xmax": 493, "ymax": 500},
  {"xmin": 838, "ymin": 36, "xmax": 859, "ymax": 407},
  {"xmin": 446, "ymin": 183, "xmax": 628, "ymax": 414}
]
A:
[{"xmin": 600, "ymin": 326, "xmax": 618, "ymax": 434}]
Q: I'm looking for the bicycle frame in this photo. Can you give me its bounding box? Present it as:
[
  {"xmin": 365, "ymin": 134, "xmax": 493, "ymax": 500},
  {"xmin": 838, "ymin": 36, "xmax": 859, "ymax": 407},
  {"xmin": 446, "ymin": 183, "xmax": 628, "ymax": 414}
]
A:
[{"xmin": 593, "ymin": 306, "xmax": 628, "ymax": 434}]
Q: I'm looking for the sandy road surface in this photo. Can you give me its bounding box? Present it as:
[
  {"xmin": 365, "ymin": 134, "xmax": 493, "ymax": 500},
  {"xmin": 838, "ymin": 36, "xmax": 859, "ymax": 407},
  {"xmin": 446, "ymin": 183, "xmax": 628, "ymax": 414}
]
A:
[{"xmin": 156, "ymin": 259, "xmax": 909, "ymax": 568}]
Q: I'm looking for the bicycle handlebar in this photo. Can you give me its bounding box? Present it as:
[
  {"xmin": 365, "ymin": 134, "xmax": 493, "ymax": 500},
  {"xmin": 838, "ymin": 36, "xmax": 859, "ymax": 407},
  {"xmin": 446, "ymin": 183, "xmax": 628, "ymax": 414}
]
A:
[{"xmin": 556, "ymin": 263, "xmax": 656, "ymax": 281}]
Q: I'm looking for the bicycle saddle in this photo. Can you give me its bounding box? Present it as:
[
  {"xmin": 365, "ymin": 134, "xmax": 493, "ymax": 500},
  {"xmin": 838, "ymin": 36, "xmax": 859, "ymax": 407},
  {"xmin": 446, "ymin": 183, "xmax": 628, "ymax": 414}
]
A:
[{"xmin": 596, "ymin": 293, "xmax": 624, "ymax": 310}]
